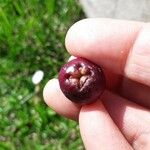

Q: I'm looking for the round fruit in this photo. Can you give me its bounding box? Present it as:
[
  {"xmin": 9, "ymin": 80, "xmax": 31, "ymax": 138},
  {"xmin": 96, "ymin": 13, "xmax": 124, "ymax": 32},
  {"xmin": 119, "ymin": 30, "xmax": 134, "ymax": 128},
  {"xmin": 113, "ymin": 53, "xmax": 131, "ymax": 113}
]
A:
[{"xmin": 58, "ymin": 57, "xmax": 106, "ymax": 104}]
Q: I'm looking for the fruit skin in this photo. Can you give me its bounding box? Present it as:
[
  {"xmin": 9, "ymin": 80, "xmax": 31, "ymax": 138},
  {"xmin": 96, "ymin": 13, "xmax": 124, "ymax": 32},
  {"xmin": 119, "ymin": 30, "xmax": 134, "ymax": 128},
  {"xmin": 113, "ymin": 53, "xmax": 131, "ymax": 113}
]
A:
[{"xmin": 58, "ymin": 57, "xmax": 106, "ymax": 104}]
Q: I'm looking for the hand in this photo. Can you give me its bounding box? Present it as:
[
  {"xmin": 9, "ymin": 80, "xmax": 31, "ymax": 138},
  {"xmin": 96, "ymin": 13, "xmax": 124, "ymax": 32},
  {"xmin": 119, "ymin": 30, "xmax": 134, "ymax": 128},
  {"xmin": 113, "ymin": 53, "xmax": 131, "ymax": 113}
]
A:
[{"xmin": 43, "ymin": 18, "xmax": 150, "ymax": 150}]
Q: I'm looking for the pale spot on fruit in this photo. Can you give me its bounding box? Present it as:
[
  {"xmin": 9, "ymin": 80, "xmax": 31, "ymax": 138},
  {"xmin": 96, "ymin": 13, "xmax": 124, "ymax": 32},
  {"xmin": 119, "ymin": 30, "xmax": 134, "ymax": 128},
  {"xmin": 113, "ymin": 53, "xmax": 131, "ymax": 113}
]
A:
[
  {"xmin": 66, "ymin": 66, "xmax": 75, "ymax": 73},
  {"xmin": 80, "ymin": 75, "xmax": 89, "ymax": 87}
]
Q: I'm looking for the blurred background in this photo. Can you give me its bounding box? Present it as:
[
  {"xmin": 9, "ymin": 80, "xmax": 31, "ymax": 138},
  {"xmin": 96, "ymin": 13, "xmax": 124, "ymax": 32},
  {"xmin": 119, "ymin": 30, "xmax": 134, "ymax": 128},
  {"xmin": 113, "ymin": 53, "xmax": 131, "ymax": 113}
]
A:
[
  {"xmin": 0, "ymin": 0, "xmax": 83, "ymax": 149},
  {"xmin": 1, "ymin": 0, "xmax": 150, "ymax": 149},
  {"xmin": 80, "ymin": 0, "xmax": 150, "ymax": 21}
]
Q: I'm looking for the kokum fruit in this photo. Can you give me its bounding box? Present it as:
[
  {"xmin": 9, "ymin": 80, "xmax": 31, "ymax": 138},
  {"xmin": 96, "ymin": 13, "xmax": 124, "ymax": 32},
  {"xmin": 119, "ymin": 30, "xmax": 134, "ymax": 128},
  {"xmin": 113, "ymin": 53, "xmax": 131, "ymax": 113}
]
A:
[{"xmin": 58, "ymin": 58, "xmax": 106, "ymax": 104}]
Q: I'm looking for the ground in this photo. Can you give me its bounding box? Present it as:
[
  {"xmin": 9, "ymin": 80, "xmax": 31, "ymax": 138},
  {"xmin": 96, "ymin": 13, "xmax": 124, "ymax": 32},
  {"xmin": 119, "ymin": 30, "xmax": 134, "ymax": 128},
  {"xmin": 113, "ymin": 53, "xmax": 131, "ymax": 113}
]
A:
[{"xmin": 0, "ymin": 0, "xmax": 84, "ymax": 149}]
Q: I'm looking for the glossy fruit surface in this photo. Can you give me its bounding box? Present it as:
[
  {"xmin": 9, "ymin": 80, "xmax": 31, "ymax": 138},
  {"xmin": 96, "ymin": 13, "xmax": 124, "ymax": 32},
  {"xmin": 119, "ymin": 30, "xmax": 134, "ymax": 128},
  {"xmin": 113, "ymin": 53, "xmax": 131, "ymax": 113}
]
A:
[{"xmin": 58, "ymin": 58, "xmax": 106, "ymax": 104}]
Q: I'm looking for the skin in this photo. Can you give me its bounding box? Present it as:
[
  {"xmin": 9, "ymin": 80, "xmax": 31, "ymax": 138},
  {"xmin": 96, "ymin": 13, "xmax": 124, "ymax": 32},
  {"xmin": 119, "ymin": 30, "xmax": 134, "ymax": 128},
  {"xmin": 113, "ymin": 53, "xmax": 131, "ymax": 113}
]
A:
[{"xmin": 43, "ymin": 18, "xmax": 150, "ymax": 150}]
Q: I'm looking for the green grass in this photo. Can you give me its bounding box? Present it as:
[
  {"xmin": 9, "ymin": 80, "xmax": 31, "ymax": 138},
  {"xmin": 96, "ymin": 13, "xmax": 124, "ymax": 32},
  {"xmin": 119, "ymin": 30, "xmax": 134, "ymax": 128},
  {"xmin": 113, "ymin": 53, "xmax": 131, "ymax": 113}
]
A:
[{"xmin": 0, "ymin": 0, "xmax": 84, "ymax": 149}]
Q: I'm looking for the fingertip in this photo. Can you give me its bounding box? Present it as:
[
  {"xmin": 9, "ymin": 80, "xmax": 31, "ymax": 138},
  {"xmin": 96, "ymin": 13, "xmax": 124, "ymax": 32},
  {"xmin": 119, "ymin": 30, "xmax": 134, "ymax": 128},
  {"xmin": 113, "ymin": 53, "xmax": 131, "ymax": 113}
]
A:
[
  {"xmin": 65, "ymin": 18, "xmax": 99, "ymax": 58},
  {"xmin": 43, "ymin": 78, "xmax": 81, "ymax": 120},
  {"xmin": 65, "ymin": 19, "xmax": 86, "ymax": 56},
  {"xmin": 43, "ymin": 78, "xmax": 57, "ymax": 106},
  {"xmin": 65, "ymin": 18, "xmax": 143, "ymax": 75}
]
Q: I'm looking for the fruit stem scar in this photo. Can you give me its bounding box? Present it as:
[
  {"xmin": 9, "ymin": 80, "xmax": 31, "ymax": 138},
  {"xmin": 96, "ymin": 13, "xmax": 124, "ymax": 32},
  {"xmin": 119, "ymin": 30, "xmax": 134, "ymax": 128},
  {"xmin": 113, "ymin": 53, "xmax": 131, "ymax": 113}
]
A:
[
  {"xmin": 79, "ymin": 75, "xmax": 89, "ymax": 88},
  {"xmin": 68, "ymin": 66, "xmax": 90, "ymax": 88}
]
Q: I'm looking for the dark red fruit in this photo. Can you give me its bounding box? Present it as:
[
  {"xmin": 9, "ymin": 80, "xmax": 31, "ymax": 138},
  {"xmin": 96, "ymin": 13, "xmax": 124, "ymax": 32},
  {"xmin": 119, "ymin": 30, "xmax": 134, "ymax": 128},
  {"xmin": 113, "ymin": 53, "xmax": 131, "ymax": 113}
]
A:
[{"xmin": 58, "ymin": 58, "xmax": 106, "ymax": 104}]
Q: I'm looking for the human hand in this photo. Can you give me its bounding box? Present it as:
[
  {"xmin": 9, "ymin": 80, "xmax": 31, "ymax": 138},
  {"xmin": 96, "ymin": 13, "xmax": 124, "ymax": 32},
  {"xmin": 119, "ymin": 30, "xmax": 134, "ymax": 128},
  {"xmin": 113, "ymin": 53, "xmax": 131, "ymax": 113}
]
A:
[{"xmin": 43, "ymin": 19, "xmax": 150, "ymax": 150}]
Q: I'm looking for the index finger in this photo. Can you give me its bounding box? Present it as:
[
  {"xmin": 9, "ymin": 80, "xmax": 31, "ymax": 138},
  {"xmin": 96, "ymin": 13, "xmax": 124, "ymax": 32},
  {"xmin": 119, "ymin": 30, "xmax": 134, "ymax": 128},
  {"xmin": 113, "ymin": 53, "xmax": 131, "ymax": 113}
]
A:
[{"xmin": 65, "ymin": 18, "xmax": 150, "ymax": 86}]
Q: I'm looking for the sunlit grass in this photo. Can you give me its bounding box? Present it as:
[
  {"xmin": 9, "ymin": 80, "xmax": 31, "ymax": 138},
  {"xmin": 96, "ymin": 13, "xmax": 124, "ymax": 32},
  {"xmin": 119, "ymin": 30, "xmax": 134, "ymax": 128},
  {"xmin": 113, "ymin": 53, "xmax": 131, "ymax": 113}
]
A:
[{"xmin": 0, "ymin": 0, "xmax": 84, "ymax": 149}]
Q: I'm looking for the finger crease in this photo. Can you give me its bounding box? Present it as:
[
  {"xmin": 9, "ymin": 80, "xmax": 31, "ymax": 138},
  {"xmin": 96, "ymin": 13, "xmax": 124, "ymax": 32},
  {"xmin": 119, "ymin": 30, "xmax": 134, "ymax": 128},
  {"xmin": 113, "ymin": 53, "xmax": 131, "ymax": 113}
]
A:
[{"xmin": 123, "ymin": 23, "xmax": 145, "ymax": 75}]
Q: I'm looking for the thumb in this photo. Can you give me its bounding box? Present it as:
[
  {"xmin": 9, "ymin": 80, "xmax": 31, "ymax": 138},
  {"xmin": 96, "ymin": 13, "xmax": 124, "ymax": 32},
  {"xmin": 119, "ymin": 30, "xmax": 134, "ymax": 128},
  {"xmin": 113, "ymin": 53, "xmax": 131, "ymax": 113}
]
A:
[{"xmin": 79, "ymin": 100, "xmax": 132, "ymax": 150}]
